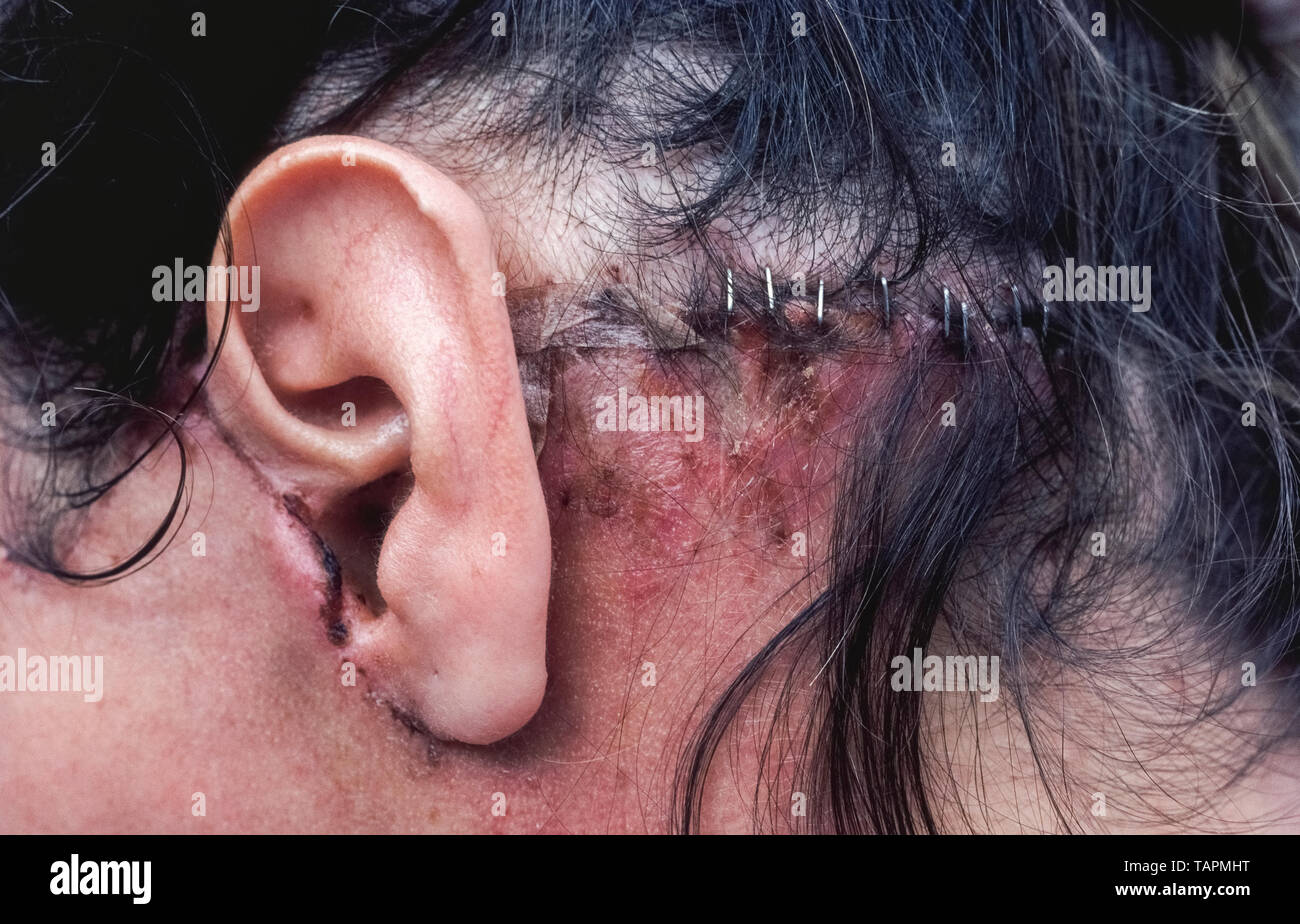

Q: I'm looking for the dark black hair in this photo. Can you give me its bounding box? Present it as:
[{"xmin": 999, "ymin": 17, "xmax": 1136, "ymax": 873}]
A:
[{"xmin": 2, "ymin": 0, "xmax": 1298, "ymax": 832}]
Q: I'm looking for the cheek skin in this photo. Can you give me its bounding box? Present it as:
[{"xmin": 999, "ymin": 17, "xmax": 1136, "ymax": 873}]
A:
[{"xmin": 0, "ymin": 420, "xmax": 432, "ymax": 833}]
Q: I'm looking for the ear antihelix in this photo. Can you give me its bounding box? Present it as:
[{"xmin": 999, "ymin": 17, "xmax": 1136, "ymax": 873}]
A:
[{"xmin": 204, "ymin": 135, "xmax": 551, "ymax": 745}]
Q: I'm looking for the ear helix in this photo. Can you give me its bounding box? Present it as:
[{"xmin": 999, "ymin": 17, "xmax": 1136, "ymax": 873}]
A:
[{"xmin": 203, "ymin": 136, "xmax": 551, "ymax": 745}]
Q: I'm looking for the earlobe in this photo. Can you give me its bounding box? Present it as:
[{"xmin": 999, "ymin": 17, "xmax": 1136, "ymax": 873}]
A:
[{"xmin": 204, "ymin": 135, "xmax": 550, "ymax": 745}]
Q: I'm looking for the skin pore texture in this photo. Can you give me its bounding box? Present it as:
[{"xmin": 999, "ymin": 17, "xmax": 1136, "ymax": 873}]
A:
[{"xmin": 1, "ymin": 118, "xmax": 1298, "ymax": 833}]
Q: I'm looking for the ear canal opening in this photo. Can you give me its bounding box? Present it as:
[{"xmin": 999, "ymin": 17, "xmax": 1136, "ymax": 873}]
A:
[{"xmin": 314, "ymin": 466, "xmax": 415, "ymax": 623}]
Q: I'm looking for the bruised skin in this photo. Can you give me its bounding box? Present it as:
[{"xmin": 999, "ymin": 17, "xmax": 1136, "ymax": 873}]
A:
[
  {"xmin": 500, "ymin": 328, "xmax": 895, "ymax": 829},
  {"xmin": 539, "ymin": 336, "xmax": 857, "ymax": 623}
]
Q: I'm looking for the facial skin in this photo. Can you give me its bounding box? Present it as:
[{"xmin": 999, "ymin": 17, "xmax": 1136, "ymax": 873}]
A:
[{"xmin": 0, "ymin": 126, "xmax": 1297, "ymax": 834}]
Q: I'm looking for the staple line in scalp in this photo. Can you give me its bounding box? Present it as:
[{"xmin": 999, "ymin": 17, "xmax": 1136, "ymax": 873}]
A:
[{"xmin": 714, "ymin": 266, "xmax": 1062, "ymax": 353}]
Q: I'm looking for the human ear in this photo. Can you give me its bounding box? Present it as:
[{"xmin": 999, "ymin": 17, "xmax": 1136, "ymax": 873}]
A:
[{"xmin": 203, "ymin": 135, "xmax": 549, "ymax": 745}]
